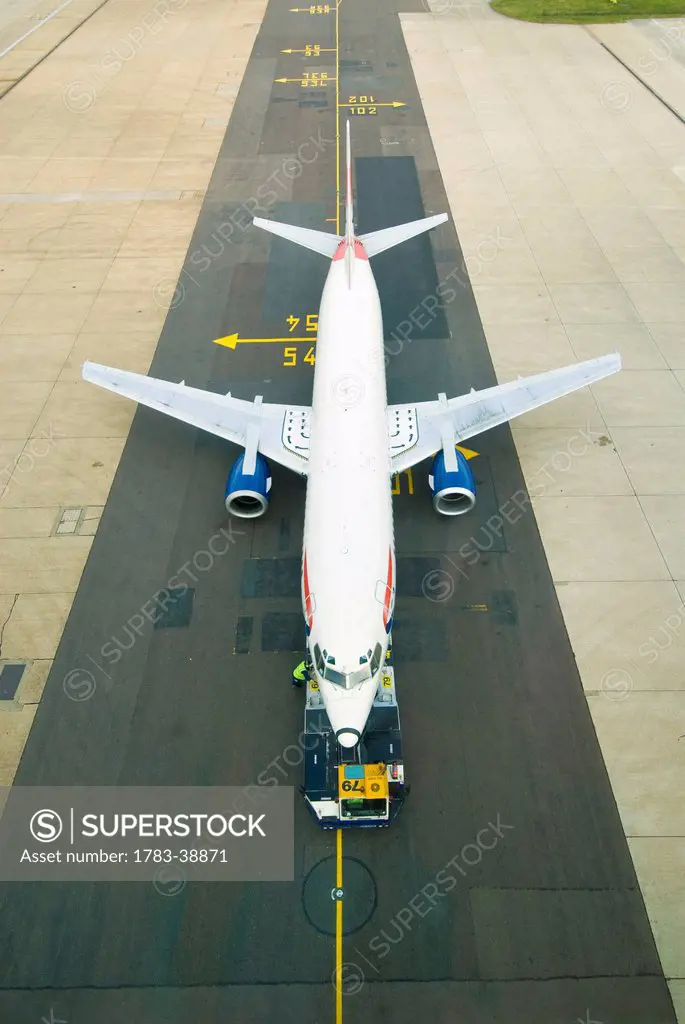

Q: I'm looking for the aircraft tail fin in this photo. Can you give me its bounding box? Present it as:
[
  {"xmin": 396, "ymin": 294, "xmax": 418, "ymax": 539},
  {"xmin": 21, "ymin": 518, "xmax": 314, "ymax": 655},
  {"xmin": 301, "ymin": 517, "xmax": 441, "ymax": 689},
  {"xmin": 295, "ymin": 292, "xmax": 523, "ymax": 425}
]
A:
[
  {"xmin": 359, "ymin": 212, "xmax": 448, "ymax": 258},
  {"xmin": 252, "ymin": 217, "xmax": 341, "ymax": 257}
]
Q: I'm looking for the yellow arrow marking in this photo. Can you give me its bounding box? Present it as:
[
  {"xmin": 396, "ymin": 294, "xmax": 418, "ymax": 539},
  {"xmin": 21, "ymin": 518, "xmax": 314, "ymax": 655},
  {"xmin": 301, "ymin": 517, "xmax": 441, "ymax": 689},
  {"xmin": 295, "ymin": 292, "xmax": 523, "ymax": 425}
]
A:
[
  {"xmin": 214, "ymin": 333, "xmax": 316, "ymax": 349},
  {"xmin": 339, "ymin": 100, "xmax": 405, "ymax": 108},
  {"xmin": 457, "ymin": 445, "xmax": 479, "ymax": 460},
  {"xmin": 274, "ymin": 77, "xmax": 336, "ymax": 83}
]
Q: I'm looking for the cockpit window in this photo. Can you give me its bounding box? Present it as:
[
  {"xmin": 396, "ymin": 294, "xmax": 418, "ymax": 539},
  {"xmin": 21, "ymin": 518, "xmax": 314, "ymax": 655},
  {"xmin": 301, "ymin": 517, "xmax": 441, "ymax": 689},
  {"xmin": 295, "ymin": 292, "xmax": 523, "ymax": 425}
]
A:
[
  {"xmin": 314, "ymin": 643, "xmax": 385, "ymax": 689},
  {"xmin": 323, "ymin": 664, "xmax": 346, "ymax": 686},
  {"xmin": 347, "ymin": 664, "xmax": 371, "ymax": 687},
  {"xmin": 370, "ymin": 642, "xmax": 382, "ymax": 674}
]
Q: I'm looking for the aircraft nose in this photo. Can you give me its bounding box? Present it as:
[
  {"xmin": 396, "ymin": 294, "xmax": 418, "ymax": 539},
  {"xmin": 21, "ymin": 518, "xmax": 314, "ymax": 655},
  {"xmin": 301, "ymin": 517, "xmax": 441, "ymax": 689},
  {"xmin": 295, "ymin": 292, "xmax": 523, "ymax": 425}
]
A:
[{"xmin": 336, "ymin": 729, "xmax": 361, "ymax": 748}]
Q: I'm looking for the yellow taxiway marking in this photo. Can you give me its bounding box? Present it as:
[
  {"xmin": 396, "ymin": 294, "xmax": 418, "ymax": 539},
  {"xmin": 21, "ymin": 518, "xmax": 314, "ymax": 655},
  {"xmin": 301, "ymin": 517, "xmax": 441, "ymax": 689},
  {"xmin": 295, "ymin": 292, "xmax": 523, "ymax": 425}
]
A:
[
  {"xmin": 281, "ymin": 46, "xmax": 336, "ymax": 53},
  {"xmin": 463, "ymin": 603, "xmax": 489, "ymax": 611},
  {"xmin": 289, "ymin": 4, "xmax": 332, "ymax": 11},
  {"xmin": 214, "ymin": 333, "xmax": 316, "ymax": 349},
  {"xmin": 287, "ymin": 312, "xmax": 318, "ymax": 331},
  {"xmin": 336, "ymin": 828, "xmax": 343, "ymax": 1024},
  {"xmin": 274, "ymin": 75, "xmax": 335, "ymax": 85},
  {"xmin": 457, "ymin": 445, "xmax": 479, "ymax": 460},
  {"xmin": 391, "ymin": 468, "xmax": 414, "ymax": 495},
  {"xmin": 339, "ymin": 100, "xmax": 405, "ymax": 108},
  {"xmin": 335, "ymin": 0, "xmax": 341, "ymax": 234},
  {"xmin": 283, "ymin": 345, "xmax": 316, "ymax": 366},
  {"xmin": 391, "ymin": 448, "xmax": 478, "ymax": 497}
]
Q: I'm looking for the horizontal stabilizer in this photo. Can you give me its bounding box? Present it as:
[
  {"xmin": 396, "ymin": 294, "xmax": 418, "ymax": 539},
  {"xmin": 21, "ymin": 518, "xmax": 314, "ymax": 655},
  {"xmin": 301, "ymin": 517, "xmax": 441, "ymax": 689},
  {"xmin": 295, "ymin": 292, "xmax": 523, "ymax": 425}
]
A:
[
  {"xmin": 359, "ymin": 213, "xmax": 448, "ymax": 257},
  {"xmin": 253, "ymin": 216, "xmax": 341, "ymax": 257}
]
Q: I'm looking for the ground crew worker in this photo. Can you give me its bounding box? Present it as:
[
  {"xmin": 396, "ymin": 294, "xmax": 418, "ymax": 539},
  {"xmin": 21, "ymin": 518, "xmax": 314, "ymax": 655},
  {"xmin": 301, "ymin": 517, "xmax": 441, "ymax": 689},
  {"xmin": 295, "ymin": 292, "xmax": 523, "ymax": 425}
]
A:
[{"xmin": 292, "ymin": 659, "xmax": 311, "ymax": 688}]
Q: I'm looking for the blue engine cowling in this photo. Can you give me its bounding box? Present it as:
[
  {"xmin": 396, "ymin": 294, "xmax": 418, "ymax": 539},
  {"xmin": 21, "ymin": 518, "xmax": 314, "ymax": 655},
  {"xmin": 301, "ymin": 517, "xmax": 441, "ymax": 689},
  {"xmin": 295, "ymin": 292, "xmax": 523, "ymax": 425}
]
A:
[
  {"xmin": 225, "ymin": 451, "xmax": 272, "ymax": 518},
  {"xmin": 428, "ymin": 449, "xmax": 476, "ymax": 516}
]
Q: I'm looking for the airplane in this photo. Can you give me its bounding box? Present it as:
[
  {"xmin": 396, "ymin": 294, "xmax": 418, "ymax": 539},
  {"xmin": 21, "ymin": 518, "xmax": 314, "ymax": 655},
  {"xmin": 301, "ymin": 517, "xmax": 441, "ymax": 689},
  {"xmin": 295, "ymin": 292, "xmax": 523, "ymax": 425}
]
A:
[{"xmin": 82, "ymin": 121, "xmax": 621, "ymax": 750}]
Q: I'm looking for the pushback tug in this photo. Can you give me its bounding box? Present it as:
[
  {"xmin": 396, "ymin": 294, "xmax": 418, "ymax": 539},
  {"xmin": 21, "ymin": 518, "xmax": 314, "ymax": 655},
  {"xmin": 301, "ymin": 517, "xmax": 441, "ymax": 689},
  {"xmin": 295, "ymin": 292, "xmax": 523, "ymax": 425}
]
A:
[{"xmin": 302, "ymin": 640, "xmax": 407, "ymax": 828}]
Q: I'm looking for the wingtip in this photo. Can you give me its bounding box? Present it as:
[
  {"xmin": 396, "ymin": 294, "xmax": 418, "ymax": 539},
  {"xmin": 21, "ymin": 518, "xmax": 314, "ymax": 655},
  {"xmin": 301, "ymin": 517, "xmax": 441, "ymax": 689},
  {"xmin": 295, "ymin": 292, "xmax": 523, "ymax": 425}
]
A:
[
  {"xmin": 586, "ymin": 352, "xmax": 621, "ymax": 371},
  {"xmin": 585, "ymin": 352, "xmax": 622, "ymax": 380},
  {"xmin": 602, "ymin": 351, "xmax": 622, "ymax": 371}
]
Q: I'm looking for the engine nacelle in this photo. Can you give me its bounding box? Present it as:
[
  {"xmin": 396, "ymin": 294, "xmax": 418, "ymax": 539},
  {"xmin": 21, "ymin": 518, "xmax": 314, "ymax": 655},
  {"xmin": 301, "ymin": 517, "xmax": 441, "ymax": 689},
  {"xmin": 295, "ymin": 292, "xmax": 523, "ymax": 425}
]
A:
[
  {"xmin": 225, "ymin": 451, "xmax": 272, "ymax": 518},
  {"xmin": 429, "ymin": 449, "xmax": 476, "ymax": 516}
]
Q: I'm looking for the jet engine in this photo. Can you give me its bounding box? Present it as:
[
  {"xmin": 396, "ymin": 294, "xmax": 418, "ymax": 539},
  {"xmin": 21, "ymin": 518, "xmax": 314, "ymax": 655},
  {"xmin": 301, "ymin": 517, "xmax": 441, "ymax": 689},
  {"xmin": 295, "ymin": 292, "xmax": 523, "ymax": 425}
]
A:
[
  {"xmin": 429, "ymin": 449, "xmax": 476, "ymax": 516},
  {"xmin": 225, "ymin": 451, "xmax": 272, "ymax": 518}
]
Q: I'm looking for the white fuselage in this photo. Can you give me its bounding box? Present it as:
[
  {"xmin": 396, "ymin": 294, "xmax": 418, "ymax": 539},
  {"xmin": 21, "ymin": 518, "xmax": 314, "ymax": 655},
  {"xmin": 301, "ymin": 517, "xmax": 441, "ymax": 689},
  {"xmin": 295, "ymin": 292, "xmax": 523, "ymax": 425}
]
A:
[{"xmin": 302, "ymin": 243, "xmax": 395, "ymax": 747}]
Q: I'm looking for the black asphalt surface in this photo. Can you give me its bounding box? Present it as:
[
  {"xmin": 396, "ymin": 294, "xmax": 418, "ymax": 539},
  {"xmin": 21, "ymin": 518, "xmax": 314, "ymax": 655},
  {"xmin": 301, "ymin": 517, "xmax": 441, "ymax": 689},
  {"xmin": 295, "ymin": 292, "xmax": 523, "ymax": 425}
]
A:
[{"xmin": 0, "ymin": 0, "xmax": 677, "ymax": 1022}]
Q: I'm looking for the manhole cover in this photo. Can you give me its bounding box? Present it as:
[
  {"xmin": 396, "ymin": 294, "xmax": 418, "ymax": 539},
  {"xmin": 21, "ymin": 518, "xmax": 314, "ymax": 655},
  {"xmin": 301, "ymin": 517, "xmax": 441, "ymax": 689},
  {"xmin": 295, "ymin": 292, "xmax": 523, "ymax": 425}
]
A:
[{"xmin": 303, "ymin": 856, "xmax": 376, "ymax": 936}]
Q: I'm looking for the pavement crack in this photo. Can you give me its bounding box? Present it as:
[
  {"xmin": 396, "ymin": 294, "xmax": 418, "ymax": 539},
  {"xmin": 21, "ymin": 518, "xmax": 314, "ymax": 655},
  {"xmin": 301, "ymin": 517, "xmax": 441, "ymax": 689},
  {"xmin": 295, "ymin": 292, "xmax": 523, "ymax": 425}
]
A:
[{"xmin": 0, "ymin": 594, "xmax": 18, "ymax": 659}]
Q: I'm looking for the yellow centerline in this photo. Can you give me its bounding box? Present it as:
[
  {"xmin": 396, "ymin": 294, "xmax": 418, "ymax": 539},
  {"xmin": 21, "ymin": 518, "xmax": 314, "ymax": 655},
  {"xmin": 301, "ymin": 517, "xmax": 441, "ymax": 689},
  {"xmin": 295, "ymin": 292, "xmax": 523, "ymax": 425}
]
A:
[
  {"xmin": 334, "ymin": 10, "xmax": 343, "ymax": 1020},
  {"xmin": 336, "ymin": 827, "xmax": 343, "ymax": 1024},
  {"xmin": 335, "ymin": 0, "xmax": 341, "ymax": 234}
]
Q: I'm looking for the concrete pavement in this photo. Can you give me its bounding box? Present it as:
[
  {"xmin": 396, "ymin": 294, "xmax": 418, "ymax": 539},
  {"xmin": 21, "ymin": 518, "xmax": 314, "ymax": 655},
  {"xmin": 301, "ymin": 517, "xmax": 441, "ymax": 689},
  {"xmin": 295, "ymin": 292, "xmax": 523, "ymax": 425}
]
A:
[
  {"xmin": 405, "ymin": 2, "xmax": 685, "ymax": 1017},
  {"xmin": 0, "ymin": 0, "xmax": 681, "ymax": 1019}
]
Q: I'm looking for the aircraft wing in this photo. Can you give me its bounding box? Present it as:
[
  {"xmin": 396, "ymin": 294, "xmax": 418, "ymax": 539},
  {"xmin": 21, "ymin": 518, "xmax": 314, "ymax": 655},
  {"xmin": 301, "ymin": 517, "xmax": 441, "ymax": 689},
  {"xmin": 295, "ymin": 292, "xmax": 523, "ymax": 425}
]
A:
[
  {"xmin": 387, "ymin": 353, "xmax": 621, "ymax": 473},
  {"xmin": 82, "ymin": 362, "xmax": 311, "ymax": 475}
]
